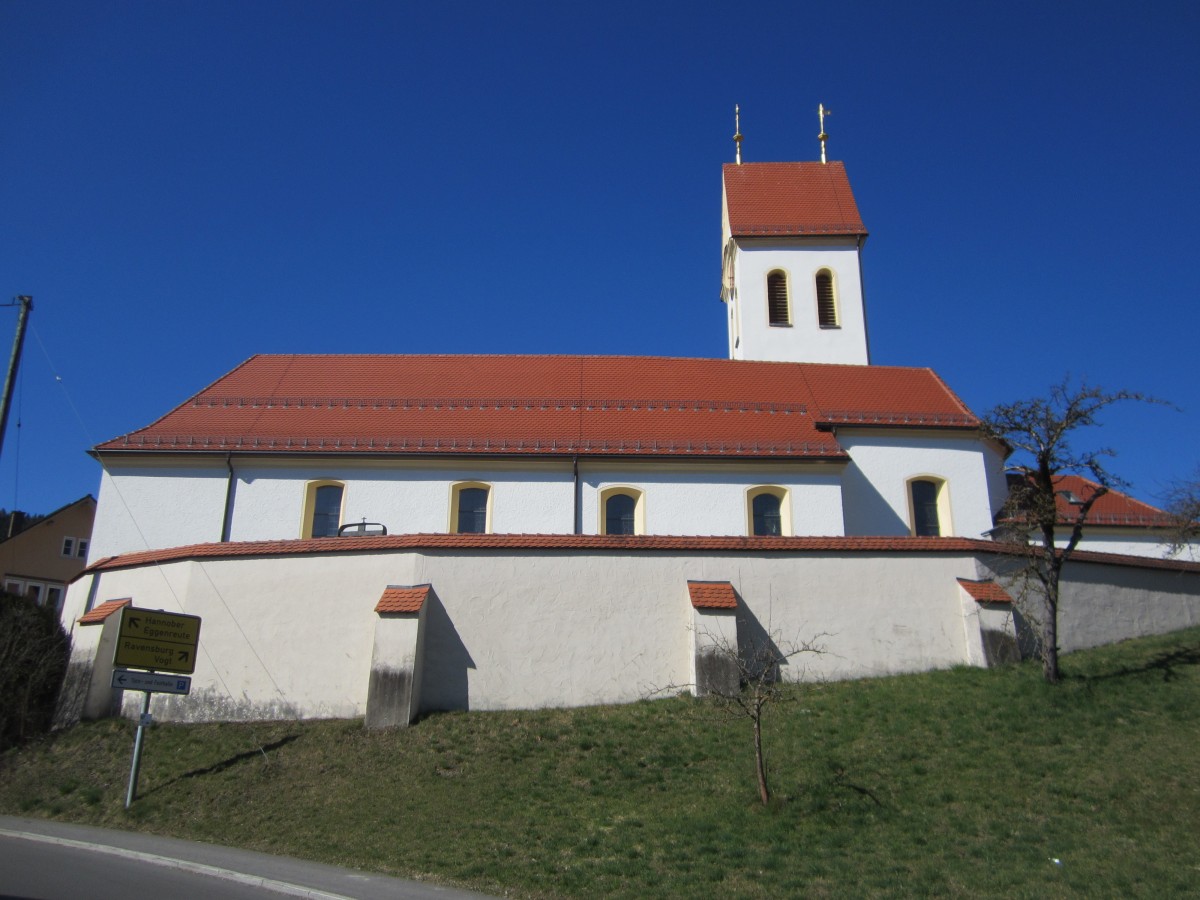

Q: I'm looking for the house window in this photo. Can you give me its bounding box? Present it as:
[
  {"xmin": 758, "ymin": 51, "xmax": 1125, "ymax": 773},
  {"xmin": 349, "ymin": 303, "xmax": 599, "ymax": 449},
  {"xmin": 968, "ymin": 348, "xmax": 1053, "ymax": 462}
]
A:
[
  {"xmin": 301, "ymin": 481, "xmax": 345, "ymax": 538},
  {"xmin": 62, "ymin": 537, "xmax": 75, "ymax": 557},
  {"xmin": 76, "ymin": 538, "xmax": 89, "ymax": 559},
  {"xmin": 767, "ymin": 270, "xmax": 791, "ymax": 326},
  {"xmin": 46, "ymin": 586, "xmax": 64, "ymax": 613},
  {"xmin": 747, "ymin": 486, "xmax": 790, "ymax": 536},
  {"xmin": 450, "ymin": 482, "xmax": 491, "ymax": 534},
  {"xmin": 815, "ymin": 269, "xmax": 839, "ymax": 328},
  {"xmin": 909, "ymin": 477, "xmax": 950, "ymax": 537},
  {"xmin": 600, "ymin": 487, "xmax": 644, "ymax": 535}
]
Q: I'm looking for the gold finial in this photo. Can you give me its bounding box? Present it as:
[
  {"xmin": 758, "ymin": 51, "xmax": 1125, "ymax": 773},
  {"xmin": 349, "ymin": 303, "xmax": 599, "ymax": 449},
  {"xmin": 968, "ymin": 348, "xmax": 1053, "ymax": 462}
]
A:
[
  {"xmin": 818, "ymin": 103, "xmax": 830, "ymax": 164},
  {"xmin": 733, "ymin": 104, "xmax": 743, "ymax": 165}
]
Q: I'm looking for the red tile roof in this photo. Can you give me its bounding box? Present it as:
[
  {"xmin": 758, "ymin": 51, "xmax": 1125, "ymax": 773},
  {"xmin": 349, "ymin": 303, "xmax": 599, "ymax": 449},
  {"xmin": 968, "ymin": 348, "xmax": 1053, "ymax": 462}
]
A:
[
  {"xmin": 81, "ymin": 533, "xmax": 1200, "ymax": 575},
  {"xmin": 1047, "ymin": 475, "xmax": 1175, "ymax": 528},
  {"xmin": 688, "ymin": 580, "xmax": 738, "ymax": 609},
  {"xmin": 78, "ymin": 597, "xmax": 130, "ymax": 625},
  {"xmin": 1002, "ymin": 474, "xmax": 1175, "ymax": 529},
  {"xmin": 94, "ymin": 355, "xmax": 978, "ymax": 460},
  {"xmin": 956, "ymin": 579, "xmax": 1013, "ymax": 605},
  {"xmin": 723, "ymin": 162, "xmax": 867, "ymax": 237},
  {"xmin": 375, "ymin": 584, "xmax": 429, "ymax": 614}
]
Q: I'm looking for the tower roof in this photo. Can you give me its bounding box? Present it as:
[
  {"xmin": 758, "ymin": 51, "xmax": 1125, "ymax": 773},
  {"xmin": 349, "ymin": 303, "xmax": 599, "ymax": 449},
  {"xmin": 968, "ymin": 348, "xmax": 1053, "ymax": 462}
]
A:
[{"xmin": 723, "ymin": 161, "xmax": 867, "ymax": 237}]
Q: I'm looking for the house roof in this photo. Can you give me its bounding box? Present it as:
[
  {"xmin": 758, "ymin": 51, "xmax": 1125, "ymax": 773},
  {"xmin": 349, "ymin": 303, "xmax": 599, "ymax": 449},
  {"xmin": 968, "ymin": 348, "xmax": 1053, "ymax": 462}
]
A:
[
  {"xmin": 1010, "ymin": 475, "xmax": 1175, "ymax": 529},
  {"xmin": 723, "ymin": 162, "xmax": 867, "ymax": 237},
  {"xmin": 0, "ymin": 494, "xmax": 95, "ymax": 548},
  {"xmin": 94, "ymin": 355, "xmax": 978, "ymax": 461}
]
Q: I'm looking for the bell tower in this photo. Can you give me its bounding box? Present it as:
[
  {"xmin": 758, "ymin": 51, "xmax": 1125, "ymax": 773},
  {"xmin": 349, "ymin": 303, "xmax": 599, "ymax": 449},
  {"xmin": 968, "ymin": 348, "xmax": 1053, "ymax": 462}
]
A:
[{"xmin": 720, "ymin": 108, "xmax": 871, "ymax": 365}]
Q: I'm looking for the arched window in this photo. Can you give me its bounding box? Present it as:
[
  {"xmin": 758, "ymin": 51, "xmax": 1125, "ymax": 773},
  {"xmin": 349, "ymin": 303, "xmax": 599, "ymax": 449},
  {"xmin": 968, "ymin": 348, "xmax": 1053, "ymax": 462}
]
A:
[
  {"xmin": 767, "ymin": 270, "xmax": 790, "ymax": 326},
  {"xmin": 815, "ymin": 269, "xmax": 839, "ymax": 328},
  {"xmin": 302, "ymin": 481, "xmax": 345, "ymax": 538},
  {"xmin": 747, "ymin": 486, "xmax": 790, "ymax": 536},
  {"xmin": 909, "ymin": 477, "xmax": 950, "ymax": 537},
  {"xmin": 451, "ymin": 482, "xmax": 491, "ymax": 534},
  {"xmin": 600, "ymin": 487, "xmax": 644, "ymax": 535}
]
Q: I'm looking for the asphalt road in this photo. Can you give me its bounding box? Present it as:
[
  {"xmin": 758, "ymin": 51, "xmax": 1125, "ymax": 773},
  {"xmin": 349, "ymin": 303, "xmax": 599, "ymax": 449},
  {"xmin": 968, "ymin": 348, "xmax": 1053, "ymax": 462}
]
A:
[{"xmin": 0, "ymin": 816, "xmax": 493, "ymax": 900}]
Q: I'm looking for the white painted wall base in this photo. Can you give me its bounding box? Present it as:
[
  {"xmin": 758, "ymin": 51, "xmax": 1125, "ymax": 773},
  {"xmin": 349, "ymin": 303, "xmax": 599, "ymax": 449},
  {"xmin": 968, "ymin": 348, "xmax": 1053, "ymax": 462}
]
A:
[{"xmin": 57, "ymin": 540, "xmax": 1200, "ymax": 725}]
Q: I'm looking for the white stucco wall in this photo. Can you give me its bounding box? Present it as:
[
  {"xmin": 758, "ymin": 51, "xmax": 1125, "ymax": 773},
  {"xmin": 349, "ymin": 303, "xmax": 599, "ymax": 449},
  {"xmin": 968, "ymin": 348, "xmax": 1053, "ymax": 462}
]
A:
[
  {"xmin": 981, "ymin": 554, "xmax": 1200, "ymax": 655},
  {"xmin": 81, "ymin": 550, "xmax": 423, "ymax": 721},
  {"xmin": 61, "ymin": 542, "xmax": 1200, "ymax": 724},
  {"xmin": 728, "ymin": 241, "xmax": 869, "ymax": 365},
  {"xmin": 838, "ymin": 431, "xmax": 1002, "ymax": 539},
  {"xmin": 1056, "ymin": 560, "xmax": 1200, "ymax": 651},
  {"xmin": 55, "ymin": 545, "xmax": 999, "ymax": 722},
  {"xmin": 226, "ymin": 460, "xmax": 575, "ymax": 541},
  {"xmin": 91, "ymin": 462, "xmax": 229, "ymax": 560},
  {"xmin": 1058, "ymin": 530, "xmax": 1172, "ymax": 560},
  {"xmin": 89, "ymin": 455, "xmax": 858, "ymax": 560},
  {"xmin": 580, "ymin": 462, "xmax": 846, "ymax": 536}
]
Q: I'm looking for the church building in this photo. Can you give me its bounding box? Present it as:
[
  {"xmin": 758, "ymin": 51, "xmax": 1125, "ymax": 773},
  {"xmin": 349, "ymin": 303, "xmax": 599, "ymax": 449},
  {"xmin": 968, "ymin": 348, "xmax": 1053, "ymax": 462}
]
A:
[{"xmin": 57, "ymin": 134, "xmax": 1200, "ymax": 726}]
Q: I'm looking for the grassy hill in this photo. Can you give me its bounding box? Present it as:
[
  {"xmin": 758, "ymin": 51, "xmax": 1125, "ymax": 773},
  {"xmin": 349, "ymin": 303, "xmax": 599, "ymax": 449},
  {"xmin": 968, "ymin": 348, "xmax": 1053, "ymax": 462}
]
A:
[{"xmin": 3, "ymin": 628, "xmax": 1199, "ymax": 898}]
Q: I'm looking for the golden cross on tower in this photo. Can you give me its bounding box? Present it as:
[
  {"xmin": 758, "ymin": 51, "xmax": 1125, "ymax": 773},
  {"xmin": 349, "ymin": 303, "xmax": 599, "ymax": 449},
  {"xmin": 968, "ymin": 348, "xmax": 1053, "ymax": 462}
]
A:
[
  {"xmin": 818, "ymin": 103, "xmax": 830, "ymax": 164},
  {"xmin": 733, "ymin": 104, "xmax": 744, "ymax": 165}
]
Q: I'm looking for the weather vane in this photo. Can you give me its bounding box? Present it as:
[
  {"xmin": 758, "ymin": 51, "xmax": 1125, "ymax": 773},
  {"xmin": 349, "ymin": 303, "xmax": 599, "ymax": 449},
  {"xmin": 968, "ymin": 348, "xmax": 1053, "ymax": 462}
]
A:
[
  {"xmin": 733, "ymin": 104, "xmax": 743, "ymax": 165},
  {"xmin": 818, "ymin": 103, "xmax": 830, "ymax": 164}
]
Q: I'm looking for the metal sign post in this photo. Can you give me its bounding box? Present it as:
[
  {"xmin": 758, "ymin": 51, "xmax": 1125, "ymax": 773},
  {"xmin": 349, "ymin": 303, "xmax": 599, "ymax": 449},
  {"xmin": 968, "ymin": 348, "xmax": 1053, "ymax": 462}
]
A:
[{"xmin": 124, "ymin": 690, "xmax": 153, "ymax": 809}]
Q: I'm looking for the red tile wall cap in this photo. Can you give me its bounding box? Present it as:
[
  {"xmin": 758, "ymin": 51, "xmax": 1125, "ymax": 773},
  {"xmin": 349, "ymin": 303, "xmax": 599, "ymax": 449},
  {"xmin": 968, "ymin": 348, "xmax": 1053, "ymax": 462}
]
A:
[
  {"xmin": 956, "ymin": 579, "xmax": 1014, "ymax": 605},
  {"xmin": 688, "ymin": 580, "xmax": 738, "ymax": 609},
  {"xmin": 375, "ymin": 584, "xmax": 430, "ymax": 614},
  {"xmin": 81, "ymin": 533, "xmax": 1200, "ymax": 576},
  {"xmin": 78, "ymin": 597, "xmax": 131, "ymax": 625}
]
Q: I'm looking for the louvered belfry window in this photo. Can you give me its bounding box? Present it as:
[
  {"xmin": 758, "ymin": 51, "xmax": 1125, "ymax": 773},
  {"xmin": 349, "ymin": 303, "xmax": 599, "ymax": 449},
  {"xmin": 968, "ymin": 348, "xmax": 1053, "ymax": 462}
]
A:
[
  {"xmin": 816, "ymin": 269, "xmax": 838, "ymax": 328},
  {"xmin": 767, "ymin": 271, "xmax": 790, "ymax": 326}
]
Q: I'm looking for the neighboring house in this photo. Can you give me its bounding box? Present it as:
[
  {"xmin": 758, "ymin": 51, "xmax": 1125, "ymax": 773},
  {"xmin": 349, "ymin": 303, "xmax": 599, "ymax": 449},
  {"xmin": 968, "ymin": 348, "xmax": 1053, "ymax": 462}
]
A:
[
  {"xmin": 994, "ymin": 474, "xmax": 1182, "ymax": 559},
  {"xmin": 56, "ymin": 154, "xmax": 1200, "ymax": 726},
  {"xmin": 0, "ymin": 495, "xmax": 95, "ymax": 614}
]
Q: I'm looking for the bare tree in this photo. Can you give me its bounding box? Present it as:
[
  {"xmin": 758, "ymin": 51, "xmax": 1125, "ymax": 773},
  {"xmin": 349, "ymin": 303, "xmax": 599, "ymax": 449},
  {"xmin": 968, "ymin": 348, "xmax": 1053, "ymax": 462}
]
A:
[
  {"xmin": 984, "ymin": 378, "xmax": 1164, "ymax": 683},
  {"xmin": 692, "ymin": 629, "xmax": 825, "ymax": 806},
  {"xmin": 1163, "ymin": 467, "xmax": 1200, "ymax": 556}
]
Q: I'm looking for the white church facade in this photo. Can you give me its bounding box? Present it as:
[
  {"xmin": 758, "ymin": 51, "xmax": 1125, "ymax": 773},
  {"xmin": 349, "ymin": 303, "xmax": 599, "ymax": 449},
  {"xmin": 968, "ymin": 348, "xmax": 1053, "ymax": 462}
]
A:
[{"xmin": 57, "ymin": 155, "xmax": 1200, "ymax": 726}]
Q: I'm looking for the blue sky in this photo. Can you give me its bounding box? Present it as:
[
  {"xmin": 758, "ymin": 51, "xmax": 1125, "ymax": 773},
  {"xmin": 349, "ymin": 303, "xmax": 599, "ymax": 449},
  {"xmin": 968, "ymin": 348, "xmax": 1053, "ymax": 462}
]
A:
[{"xmin": 1, "ymin": 0, "xmax": 1197, "ymax": 516}]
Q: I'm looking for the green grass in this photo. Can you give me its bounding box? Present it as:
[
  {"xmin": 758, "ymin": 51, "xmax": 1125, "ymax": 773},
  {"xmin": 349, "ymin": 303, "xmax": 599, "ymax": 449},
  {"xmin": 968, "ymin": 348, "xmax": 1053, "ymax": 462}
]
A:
[{"xmin": 4, "ymin": 629, "xmax": 1200, "ymax": 897}]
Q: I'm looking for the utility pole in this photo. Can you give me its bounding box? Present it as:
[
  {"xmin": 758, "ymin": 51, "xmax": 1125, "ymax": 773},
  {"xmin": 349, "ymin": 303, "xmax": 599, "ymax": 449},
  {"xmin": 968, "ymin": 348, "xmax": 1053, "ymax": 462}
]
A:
[{"xmin": 0, "ymin": 295, "xmax": 33, "ymax": 464}]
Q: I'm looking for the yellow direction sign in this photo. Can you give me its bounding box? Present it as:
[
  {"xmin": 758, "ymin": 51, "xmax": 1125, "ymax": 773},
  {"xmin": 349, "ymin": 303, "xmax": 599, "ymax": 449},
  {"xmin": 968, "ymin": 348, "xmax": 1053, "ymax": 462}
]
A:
[{"xmin": 113, "ymin": 607, "xmax": 202, "ymax": 675}]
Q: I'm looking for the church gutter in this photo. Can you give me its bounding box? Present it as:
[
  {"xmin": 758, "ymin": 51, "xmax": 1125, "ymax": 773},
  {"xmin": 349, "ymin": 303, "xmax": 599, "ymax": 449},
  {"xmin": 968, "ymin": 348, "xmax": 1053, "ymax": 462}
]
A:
[
  {"xmin": 91, "ymin": 447, "xmax": 853, "ymax": 463},
  {"xmin": 220, "ymin": 452, "xmax": 236, "ymax": 542},
  {"xmin": 573, "ymin": 455, "xmax": 581, "ymax": 535}
]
